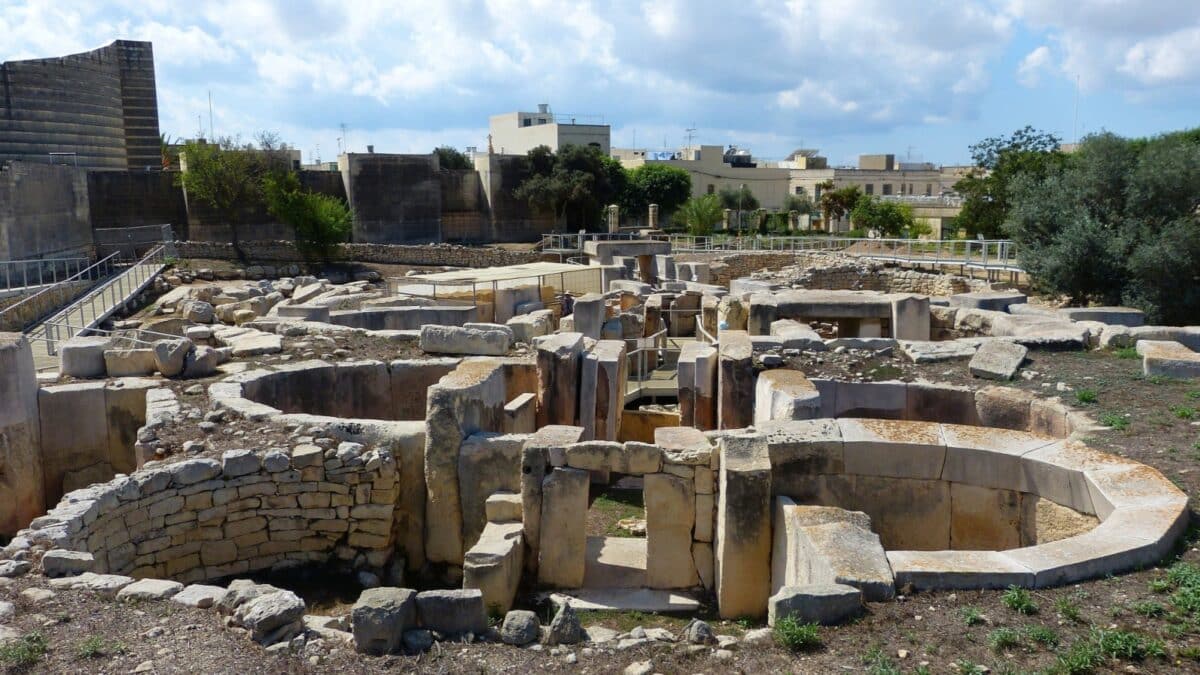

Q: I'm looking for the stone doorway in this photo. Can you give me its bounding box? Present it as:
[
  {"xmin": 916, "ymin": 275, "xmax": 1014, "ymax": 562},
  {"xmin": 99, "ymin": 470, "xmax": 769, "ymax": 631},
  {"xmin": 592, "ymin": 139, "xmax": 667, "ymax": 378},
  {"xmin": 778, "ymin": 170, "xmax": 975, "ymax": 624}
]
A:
[{"xmin": 582, "ymin": 475, "xmax": 647, "ymax": 588}]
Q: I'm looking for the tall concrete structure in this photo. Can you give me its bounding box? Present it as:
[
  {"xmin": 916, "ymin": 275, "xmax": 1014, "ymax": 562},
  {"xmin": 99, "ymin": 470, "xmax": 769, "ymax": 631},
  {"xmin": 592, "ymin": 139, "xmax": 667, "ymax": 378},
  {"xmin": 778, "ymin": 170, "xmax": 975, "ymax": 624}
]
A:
[
  {"xmin": 489, "ymin": 104, "xmax": 610, "ymax": 156},
  {"xmin": 0, "ymin": 40, "xmax": 161, "ymax": 171}
]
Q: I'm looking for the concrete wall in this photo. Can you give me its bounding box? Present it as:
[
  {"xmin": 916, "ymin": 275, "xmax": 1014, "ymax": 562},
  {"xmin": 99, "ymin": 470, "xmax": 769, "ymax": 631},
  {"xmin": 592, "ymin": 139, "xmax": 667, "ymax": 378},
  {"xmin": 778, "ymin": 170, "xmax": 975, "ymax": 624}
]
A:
[
  {"xmin": 0, "ymin": 162, "xmax": 93, "ymax": 259},
  {"xmin": 87, "ymin": 171, "xmax": 187, "ymax": 233},
  {"xmin": 0, "ymin": 40, "xmax": 160, "ymax": 170},
  {"xmin": 340, "ymin": 153, "xmax": 442, "ymax": 244}
]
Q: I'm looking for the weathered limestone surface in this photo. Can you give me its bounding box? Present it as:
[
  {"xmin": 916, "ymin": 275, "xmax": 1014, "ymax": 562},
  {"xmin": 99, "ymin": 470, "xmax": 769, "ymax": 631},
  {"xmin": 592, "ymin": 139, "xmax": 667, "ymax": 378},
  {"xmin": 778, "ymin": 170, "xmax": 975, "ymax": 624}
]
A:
[
  {"xmin": 521, "ymin": 426, "xmax": 583, "ymax": 574},
  {"xmin": 463, "ymin": 521, "xmax": 524, "ymax": 614},
  {"xmin": 677, "ymin": 341, "xmax": 717, "ymax": 430},
  {"xmin": 969, "ymin": 341, "xmax": 1028, "ymax": 380},
  {"xmin": 717, "ymin": 331, "xmax": 754, "ymax": 430},
  {"xmin": 768, "ymin": 583, "xmax": 863, "ymax": 626},
  {"xmin": 0, "ymin": 333, "xmax": 43, "ymax": 536},
  {"xmin": 715, "ymin": 434, "xmax": 772, "ymax": 618},
  {"xmin": 645, "ymin": 473, "xmax": 699, "ymax": 589},
  {"xmin": 949, "ymin": 291, "xmax": 1026, "ymax": 311},
  {"xmin": 351, "ymin": 587, "xmax": 417, "ymax": 655},
  {"xmin": 457, "ymin": 432, "xmax": 525, "ymax": 551},
  {"xmin": 59, "ymin": 336, "xmax": 110, "ymax": 378},
  {"xmin": 424, "ymin": 360, "xmax": 507, "ymax": 565},
  {"xmin": 538, "ymin": 467, "xmax": 590, "ymax": 588},
  {"xmin": 535, "ymin": 333, "xmax": 584, "ymax": 428},
  {"xmin": 771, "ymin": 498, "xmax": 894, "ymax": 602},
  {"xmin": 1138, "ymin": 340, "xmax": 1200, "ymax": 379},
  {"xmin": 754, "ymin": 370, "xmax": 820, "ymax": 425},
  {"xmin": 572, "ymin": 293, "xmax": 606, "ymax": 340},
  {"xmin": 416, "ymin": 589, "xmax": 487, "ymax": 635},
  {"xmin": 579, "ymin": 340, "xmax": 627, "ymax": 442},
  {"xmin": 389, "ymin": 358, "xmax": 460, "ymax": 421}
]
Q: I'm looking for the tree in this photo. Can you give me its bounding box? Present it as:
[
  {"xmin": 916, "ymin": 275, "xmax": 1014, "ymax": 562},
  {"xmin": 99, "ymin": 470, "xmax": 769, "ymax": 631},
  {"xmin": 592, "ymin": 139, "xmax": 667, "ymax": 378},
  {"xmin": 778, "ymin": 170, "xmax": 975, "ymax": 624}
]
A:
[
  {"xmin": 781, "ymin": 193, "xmax": 816, "ymax": 217},
  {"xmin": 434, "ymin": 146, "xmax": 472, "ymax": 170},
  {"xmin": 622, "ymin": 164, "xmax": 692, "ymax": 220},
  {"xmin": 817, "ymin": 182, "xmax": 862, "ymax": 230},
  {"xmin": 850, "ymin": 195, "xmax": 916, "ymax": 236},
  {"xmin": 717, "ymin": 185, "xmax": 759, "ymax": 232},
  {"xmin": 176, "ymin": 136, "xmax": 279, "ymax": 259},
  {"xmin": 953, "ymin": 126, "xmax": 1065, "ymax": 238},
  {"xmin": 1005, "ymin": 128, "xmax": 1200, "ymax": 323},
  {"xmin": 262, "ymin": 171, "xmax": 353, "ymax": 262},
  {"xmin": 512, "ymin": 144, "xmax": 623, "ymax": 229},
  {"xmin": 676, "ymin": 193, "xmax": 723, "ymax": 235}
]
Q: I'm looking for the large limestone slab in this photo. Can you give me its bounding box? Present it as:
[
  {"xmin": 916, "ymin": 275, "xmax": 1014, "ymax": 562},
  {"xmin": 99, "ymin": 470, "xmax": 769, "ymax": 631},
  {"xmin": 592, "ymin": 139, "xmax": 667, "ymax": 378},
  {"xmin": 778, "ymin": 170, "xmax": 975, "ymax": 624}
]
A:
[
  {"xmin": 538, "ymin": 467, "xmax": 590, "ymax": 588},
  {"xmin": 463, "ymin": 521, "xmax": 525, "ymax": 615},
  {"xmin": 969, "ymin": 341, "xmax": 1027, "ymax": 380},
  {"xmin": 768, "ymin": 583, "xmax": 863, "ymax": 626},
  {"xmin": 0, "ymin": 333, "xmax": 44, "ymax": 536},
  {"xmin": 1138, "ymin": 340, "xmax": 1200, "ymax": 379},
  {"xmin": 715, "ymin": 433, "xmax": 772, "ymax": 618},
  {"xmin": 898, "ymin": 340, "xmax": 978, "ymax": 364},
  {"xmin": 837, "ymin": 418, "xmax": 945, "ymax": 480},
  {"xmin": 887, "ymin": 550, "xmax": 1035, "ymax": 590},
  {"xmin": 717, "ymin": 331, "xmax": 755, "ymax": 430},
  {"xmin": 458, "ymin": 432, "xmax": 525, "ymax": 551},
  {"xmin": 522, "ymin": 426, "xmax": 584, "ymax": 573},
  {"xmin": 949, "ymin": 291, "xmax": 1026, "ymax": 311},
  {"xmin": 420, "ymin": 325, "xmax": 510, "ymax": 356},
  {"xmin": 761, "ymin": 419, "xmax": 844, "ymax": 495},
  {"xmin": 939, "ymin": 424, "xmax": 1058, "ymax": 493},
  {"xmin": 677, "ymin": 342, "xmax": 717, "ymax": 430},
  {"xmin": 754, "ymin": 369, "xmax": 820, "ymax": 425},
  {"xmin": 645, "ymin": 473, "xmax": 699, "ymax": 589},
  {"xmin": 584, "ymin": 536, "xmax": 647, "ymax": 589},
  {"xmin": 59, "ymin": 336, "xmax": 110, "ymax": 378},
  {"xmin": 771, "ymin": 498, "xmax": 894, "ymax": 602},
  {"xmin": 949, "ymin": 483, "xmax": 1022, "ymax": 550},
  {"xmin": 579, "ymin": 340, "xmax": 626, "ymax": 442},
  {"xmin": 535, "ymin": 333, "xmax": 584, "ymax": 427}
]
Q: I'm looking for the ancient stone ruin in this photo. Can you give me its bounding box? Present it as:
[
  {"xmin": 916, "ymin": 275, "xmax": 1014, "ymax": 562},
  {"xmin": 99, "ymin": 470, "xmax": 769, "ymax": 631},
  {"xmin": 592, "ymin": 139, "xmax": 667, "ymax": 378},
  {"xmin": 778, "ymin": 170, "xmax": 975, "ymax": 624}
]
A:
[{"xmin": 0, "ymin": 241, "xmax": 1194, "ymax": 660}]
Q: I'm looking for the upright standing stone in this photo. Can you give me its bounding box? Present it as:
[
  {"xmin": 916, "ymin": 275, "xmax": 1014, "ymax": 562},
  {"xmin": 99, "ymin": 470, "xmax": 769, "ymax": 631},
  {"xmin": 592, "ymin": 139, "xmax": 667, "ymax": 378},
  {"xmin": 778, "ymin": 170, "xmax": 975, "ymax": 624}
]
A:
[
  {"xmin": 538, "ymin": 468, "xmax": 590, "ymax": 588},
  {"xmin": 0, "ymin": 334, "xmax": 43, "ymax": 536},
  {"xmin": 718, "ymin": 331, "xmax": 755, "ymax": 430},
  {"xmin": 579, "ymin": 340, "xmax": 627, "ymax": 442},
  {"xmin": 716, "ymin": 433, "xmax": 772, "ymax": 619},
  {"xmin": 534, "ymin": 333, "xmax": 584, "ymax": 428},
  {"xmin": 678, "ymin": 341, "xmax": 718, "ymax": 430},
  {"xmin": 571, "ymin": 294, "xmax": 605, "ymax": 340},
  {"xmin": 521, "ymin": 426, "xmax": 584, "ymax": 574},
  {"xmin": 645, "ymin": 473, "xmax": 700, "ymax": 589}
]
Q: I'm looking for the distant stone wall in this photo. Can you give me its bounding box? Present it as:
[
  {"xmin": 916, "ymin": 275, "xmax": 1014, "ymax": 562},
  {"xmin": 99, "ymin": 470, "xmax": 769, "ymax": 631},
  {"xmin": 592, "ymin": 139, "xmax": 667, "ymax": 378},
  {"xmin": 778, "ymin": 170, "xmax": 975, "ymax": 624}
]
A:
[
  {"xmin": 0, "ymin": 162, "xmax": 93, "ymax": 260},
  {"xmin": 0, "ymin": 280, "xmax": 92, "ymax": 332},
  {"xmin": 174, "ymin": 240, "xmax": 543, "ymax": 268},
  {"xmin": 676, "ymin": 250, "xmax": 990, "ymax": 295}
]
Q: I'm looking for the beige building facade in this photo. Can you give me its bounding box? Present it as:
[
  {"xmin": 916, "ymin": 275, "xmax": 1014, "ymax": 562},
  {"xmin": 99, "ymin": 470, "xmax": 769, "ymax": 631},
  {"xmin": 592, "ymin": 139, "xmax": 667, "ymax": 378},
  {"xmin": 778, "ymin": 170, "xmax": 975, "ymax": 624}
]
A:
[
  {"xmin": 488, "ymin": 104, "xmax": 610, "ymax": 156},
  {"xmin": 615, "ymin": 144, "xmax": 791, "ymax": 210}
]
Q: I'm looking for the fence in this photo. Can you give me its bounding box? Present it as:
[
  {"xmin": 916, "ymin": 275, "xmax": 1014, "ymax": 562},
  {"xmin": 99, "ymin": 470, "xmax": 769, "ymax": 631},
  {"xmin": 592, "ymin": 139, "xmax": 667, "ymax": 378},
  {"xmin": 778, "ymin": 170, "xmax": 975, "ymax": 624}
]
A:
[
  {"xmin": 94, "ymin": 224, "xmax": 175, "ymax": 258},
  {"xmin": 387, "ymin": 266, "xmax": 604, "ymax": 315},
  {"xmin": 0, "ymin": 256, "xmax": 94, "ymax": 292}
]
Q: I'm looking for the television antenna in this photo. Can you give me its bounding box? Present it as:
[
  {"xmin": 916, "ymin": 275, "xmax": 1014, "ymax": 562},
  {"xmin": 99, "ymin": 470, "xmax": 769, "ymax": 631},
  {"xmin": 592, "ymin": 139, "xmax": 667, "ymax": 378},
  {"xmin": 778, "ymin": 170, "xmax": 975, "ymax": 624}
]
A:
[{"xmin": 685, "ymin": 123, "xmax": 697, "ymax": 152}]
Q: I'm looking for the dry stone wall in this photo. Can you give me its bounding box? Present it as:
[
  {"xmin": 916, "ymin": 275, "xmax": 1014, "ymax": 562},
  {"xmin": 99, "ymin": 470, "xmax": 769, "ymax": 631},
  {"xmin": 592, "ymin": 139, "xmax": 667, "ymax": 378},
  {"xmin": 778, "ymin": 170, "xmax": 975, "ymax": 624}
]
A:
[{"xmin": 175, "ymin": 240, "xmax": 543, "ymax": 269}]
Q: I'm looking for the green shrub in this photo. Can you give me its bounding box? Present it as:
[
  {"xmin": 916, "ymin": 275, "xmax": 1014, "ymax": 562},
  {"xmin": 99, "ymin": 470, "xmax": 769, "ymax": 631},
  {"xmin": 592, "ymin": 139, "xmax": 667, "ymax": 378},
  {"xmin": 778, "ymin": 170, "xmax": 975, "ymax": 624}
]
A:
[
  {"xmin": 1132, "ymin": 600, "xmax": 1166, "ymax": 617},
  {"xmin": 0, "ymin": 632, "xmax": 47, "ymax": 667},
  {"xmin": 773, "ymin": 617, "xmax": 822, "ymax": 651},
  {"xmin": 961, "ymin": 606, "xmax": 986, "ymax": 626},
  {"xmin": 988, "ymin": 627, "xmax": 1023, "ymax": 652},
  {"xmin": 1002, "ymin": 586, "xmax": 1039, "ymax": 615},
  {"xmin": 1099, "ymin": 412, "xmax": 1130, "ymax": 430},
  {"xmin": 1114, "ymin": 346, "xmax": 1139, "ymax": 359},
  {"xmin": 1052, "ymin": 639, "xmax": 1103, "ymax": 674},
  {"xmin": 1170, "ymin": 405, "xmax": 1196, "ymax": 420},
  {"xmin": 1075, "ymin": 388, "xmax": 1098, "ymax": 404},
  {"xmin": 1091, "ymin": 628, "xmax": 1165, "ymax": 660},
  {"xmin": 1055, "ymin": 596, "xmax": 1082, "ymax": 622},
  {"xmin": 77, "ymin": 636, "xmax": 125, "ymax": 659},
  {"xmin": 1026, "ymin": 625, "xmax": 1060, "ymax": 648}
]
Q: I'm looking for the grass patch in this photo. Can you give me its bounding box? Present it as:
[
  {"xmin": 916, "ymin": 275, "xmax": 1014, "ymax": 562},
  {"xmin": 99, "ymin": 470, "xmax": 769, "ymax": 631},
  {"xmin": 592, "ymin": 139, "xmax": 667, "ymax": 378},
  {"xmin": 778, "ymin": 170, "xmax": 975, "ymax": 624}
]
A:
[
  {"xmin": 1002, "ymin": 586, "xmax": 1039, "ymax": 615},
  {"xmin": 1055, "ymin": 596, "xmax": 1083, "ymax": 622},
  {"xmin": 1051, "ymin": 639, "xmax": 1104, "ymax": 674},
  {"xmin": 1132, "ymin": 600, "xmax": 1166, "ymax": 617},
  {"xmin": 1114, "ymin": 346, "xmax": 1139, "ymax": 359},
  {"xmin": 961, "ymin": 605, "xmax": 986, "ymax": 626},
  {"xmin": 0, "ymin": 632, "xmax": 48, "ymax": 668},
  {"xmin": 77, "ymin": 636, "xmax": 126, "ymax": 659},
  {"xmin": 1026, "ymin": 624, "xmax": 1060, "ymax": 648},
  {"xmin": 590, "ymin": 490, "xmax": 645, "ymax": 538},
  {"xmin": 773, "ymin": 617, "xmax": 822, "ymax": 652},
  {"xmin": 1170, "ymin": 404, "xmax": 1197, "ymax": 420},
  {"xmin": 1091, "ymin": 628, "xmax": 1166, "ymax": 660},
  {"xmin": 1098, "ymin": 412, "xmax": 1130, "ymax": 430},
  {"xmin": 1187, "ymin": 390, "xmax": 1200, "ymax": 400},
  {"xmin": 988, "ymin": 627, "xmax": 1023, "ymax": 652},
  {"xmin": 861, "ymin": 645, "xmax": 901, "ymax": 675},
  {"xmin": 1075, "ymin": 388, "xmax": 1098, "ymax": 404}
]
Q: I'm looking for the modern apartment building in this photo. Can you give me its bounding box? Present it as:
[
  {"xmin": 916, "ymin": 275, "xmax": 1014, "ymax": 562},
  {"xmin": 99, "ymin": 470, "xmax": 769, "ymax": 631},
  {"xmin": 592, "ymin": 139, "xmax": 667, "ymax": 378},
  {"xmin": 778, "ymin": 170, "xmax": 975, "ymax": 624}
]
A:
[{"xmin": 488, "ymin": 104, "xmax": 610, "ymax": 156}]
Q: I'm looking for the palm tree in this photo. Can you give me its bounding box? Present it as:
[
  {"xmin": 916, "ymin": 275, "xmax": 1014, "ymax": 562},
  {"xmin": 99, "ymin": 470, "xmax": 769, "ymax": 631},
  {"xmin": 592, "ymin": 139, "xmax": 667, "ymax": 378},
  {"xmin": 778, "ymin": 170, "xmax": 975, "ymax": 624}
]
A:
[{"xmin": 677, "ymin": 194, "xmax": 723, "ymax": 235}]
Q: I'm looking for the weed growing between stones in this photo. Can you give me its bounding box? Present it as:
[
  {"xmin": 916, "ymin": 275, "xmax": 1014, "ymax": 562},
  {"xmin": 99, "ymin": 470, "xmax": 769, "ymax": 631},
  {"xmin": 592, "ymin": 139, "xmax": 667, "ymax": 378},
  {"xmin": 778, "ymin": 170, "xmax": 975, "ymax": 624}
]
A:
[
  {"xmin": 1001, "ymin": 586, "xmax": 1038, "ymax": 615},
  {"xmin": 0, "ymin": 632, "xmax": 47, "ymax": 667},
  {"xmin": 987, "ymin": 627, "xmax": 1022, "ymax": 652},
  {"xmin": 1074, "ymin": 388, "xmax": 1098, "ymax": 404},
  {"xmin": 961, "ymin": 606, "xmax": 986, "ymax": 626},
  {"xmin": 1098, "ymin": 412, "xmax": 1130, "ymax": 430},
  {"xmin": 773, "ymin": 617, "xmax": 821, "ymax": 651}
]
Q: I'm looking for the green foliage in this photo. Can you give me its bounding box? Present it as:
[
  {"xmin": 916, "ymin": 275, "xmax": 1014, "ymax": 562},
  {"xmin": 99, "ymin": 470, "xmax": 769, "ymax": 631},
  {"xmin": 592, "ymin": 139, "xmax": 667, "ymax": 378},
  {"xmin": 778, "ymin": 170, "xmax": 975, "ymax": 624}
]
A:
[
  {"xmin": 0, "ymin": 632, "xmax": 47, "ymax": 667},
  {"xmin": 717, "ymin": 185, "xmax": 759, "ymax": 232},
  {"xmin": 861, "ymin": 645, "xmax": 901, "ymax": 675},
  {"xmin": 262, "ymin": 171, "xmax": 352, "ymax": 262},
  {"xmin": 1098, "ymin": 412, "xmax": 1130, "ymax": 430},
  {"xmin": 676, "ymin": 194, "xmax": 724, "ymax": 236},
  {"xmin": 623, "ymin": 164, "xmax": 692, "ymax": 218},
  {"xmin": 1051, "ymin": 639, "xmax": 1104, "ymax": 674},
  {"xmin": 988, "ymin": 627, "xmax": 1023, "ymax": 652},
  {"xmin": 1132, "ymin": 600, "xmax": 1166, "ymax": 617},
  {"xmin": 1002, "ymin": 586, "xmax": 1039, "ymax": 615},
  {"xmin": 953, "ymin": 126, "xmax": 1064, "ymax": 238},
  {"xmin": 1091, "ymin": 628, "xmax": 1165, "ymax": 660},
  {"xmin": 773, "ymin": 617, "xmax": 822, "ymax": 651},
  {"xmin": 1074, "ymin": 389, "xmax": 1098, "ymax": 404},
  {"xmin": 1004, "ymin": 128, "xmax": 1200, "ymax": 324},
  {"xmin": 1025, "ymin": 624, "xmax": 1060, "ymax": 648},
  {"xmin": 77, "ymin": 636, "xmax": 126, "ymax": 659},
  {"xmin": 817, "ymin": 182, "xmax": 863, "ymax": 230},
  {"xmin": 781, "ymin": 193, "xmax": 817, "ymax": 217},
  {"xmin": 961, "ymin": 606, "xmax": 986, "ymax": 626},
  {"xmin": 1170, "ymin": 405, "xmax": 1196, "ymax": 420},
  {"xmin": 1055, "ymin": 596, "xmax": 1083, "ymax": 622},
  {"xmin": 512, "ymin": 144, "xmax": 625, "ymax": 229},
  {"xmin": 850, "ymin": 195, "xmax": 916, "ymax": 236},
  {"xmin": 1114, "ymin": 346, "xmax": 1139, "ymax": 359},
  {"xmin": 433, "ymin": 145, "xmax": 472, "ymax": 170}
]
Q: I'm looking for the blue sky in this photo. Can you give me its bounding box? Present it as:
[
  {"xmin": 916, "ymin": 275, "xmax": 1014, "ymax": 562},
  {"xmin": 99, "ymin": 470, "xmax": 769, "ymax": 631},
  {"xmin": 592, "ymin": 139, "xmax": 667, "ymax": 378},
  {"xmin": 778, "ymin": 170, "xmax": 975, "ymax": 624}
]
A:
[{"xmin": 3, "ymin": 0, "xmax": 1199, "ymax": 167}]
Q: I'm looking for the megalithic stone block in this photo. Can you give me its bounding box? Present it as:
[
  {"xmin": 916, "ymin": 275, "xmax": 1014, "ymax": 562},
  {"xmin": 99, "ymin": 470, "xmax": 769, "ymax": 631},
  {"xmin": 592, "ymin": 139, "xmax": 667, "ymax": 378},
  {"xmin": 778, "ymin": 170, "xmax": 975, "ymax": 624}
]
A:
[
  {"xmin": 521, "ymin": 426, "xmax": 584, "ymax": 573},
  {"xmin": 0, "ymin": 333, "xmax": 44, "ymax": 536},
  {"xmin": 537, "ymin": 467, "xmax": 590, "ymax": 588},
  {"xmin": 579, "ymin": 340, "xmax": 627, "ymax": 441},
  {"xmin": 534, "ymin": 333, "xmax": 584, "ymax": 428},
  {"xmin": 718, "ymin": 331, "xmax": 755, "ymax": 430},
  {"xmin": 716, "ymin": 432, "xmax": 772, "ymax": 619}
]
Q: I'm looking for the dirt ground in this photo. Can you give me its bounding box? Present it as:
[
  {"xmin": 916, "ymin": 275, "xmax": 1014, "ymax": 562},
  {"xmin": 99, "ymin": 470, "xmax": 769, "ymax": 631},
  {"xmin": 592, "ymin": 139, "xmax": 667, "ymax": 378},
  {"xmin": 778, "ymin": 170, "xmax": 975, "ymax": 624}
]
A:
[{"xmin": 9, "ymin": 329, "xmax": 1200, "ymax": 672}]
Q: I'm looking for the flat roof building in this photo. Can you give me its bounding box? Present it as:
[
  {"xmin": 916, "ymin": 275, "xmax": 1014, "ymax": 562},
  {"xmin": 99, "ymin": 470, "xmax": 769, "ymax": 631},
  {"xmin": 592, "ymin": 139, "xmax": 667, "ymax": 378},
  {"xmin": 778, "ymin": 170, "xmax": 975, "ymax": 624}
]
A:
[
  {"xmin": 488, "ymin": 104, "xmax": 610, "ymax": 156},
  {"xmin": 615, "ymin": 144, "xmax": 791, "ymax": 211}
]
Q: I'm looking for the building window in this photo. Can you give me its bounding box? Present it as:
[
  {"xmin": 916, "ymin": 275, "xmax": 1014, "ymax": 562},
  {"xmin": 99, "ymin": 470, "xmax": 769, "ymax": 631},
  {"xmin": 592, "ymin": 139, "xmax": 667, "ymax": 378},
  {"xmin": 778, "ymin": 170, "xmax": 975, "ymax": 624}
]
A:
[
  {"xmin": 537, "ymin": 118, "xmax": 547, "ymax": 125},
  {"xmin": 814, "ymin": 185, "xmax": 822, "ymax": 200},
  {"xmin": 865, "ymin": 183, "xmax": 874, "ymax": 195},
  {"xmin": 523, "ymin": 118, "xmax": 531, "ymax": 127},
  {"xmin": 926, "ymin": 183, "xmax": 933, "ymax": 196},
  {"xmin": 882, "ymin": 184, "xmax": 893, "ymax": 195},
  {"xmin": 707, "ymin": 184, "xmax": 715, "ymax": 194},
  {"xmin": 794, "ymin": 186, "xmax": 803, "ymax": 195}
]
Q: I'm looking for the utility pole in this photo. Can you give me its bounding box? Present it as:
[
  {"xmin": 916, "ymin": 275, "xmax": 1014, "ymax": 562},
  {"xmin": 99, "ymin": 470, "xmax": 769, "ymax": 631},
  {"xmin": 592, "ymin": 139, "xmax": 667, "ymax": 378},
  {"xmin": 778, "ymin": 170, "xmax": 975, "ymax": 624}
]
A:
[{"xmin": 685, "ymin": 123, "xmax": 697, "ymax": 153}]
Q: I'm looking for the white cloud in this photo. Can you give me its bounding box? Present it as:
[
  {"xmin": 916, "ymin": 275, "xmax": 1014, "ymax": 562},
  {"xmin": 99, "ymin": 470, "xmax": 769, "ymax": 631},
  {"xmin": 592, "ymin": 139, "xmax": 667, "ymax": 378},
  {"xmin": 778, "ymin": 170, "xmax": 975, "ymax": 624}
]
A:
[{"xmin": 1017, "ymin": 45, "xmax": 1052, "ymax": 87}]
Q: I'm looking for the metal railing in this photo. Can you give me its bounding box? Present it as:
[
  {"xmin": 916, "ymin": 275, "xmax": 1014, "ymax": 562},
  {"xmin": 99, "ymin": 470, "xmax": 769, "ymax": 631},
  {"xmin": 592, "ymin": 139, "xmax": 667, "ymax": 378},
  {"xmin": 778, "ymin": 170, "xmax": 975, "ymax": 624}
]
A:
[
  {"xmin": 0, "ymin": 256, "xmax": 93, "ymax": 291},
  {"xmin": 37, "ymin": 245, "xmax": 168, "ymax": 355},
  {"xmin": 0, "ymin": 252, "xmax": 123, "ymax": 330},
  {"xmin": 94, "ymin": 223, "xmax": 175, "ymax": 258},
  {"xmin": 539, "ymin": 232, "xmax": 647, "ymax": 251}
]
